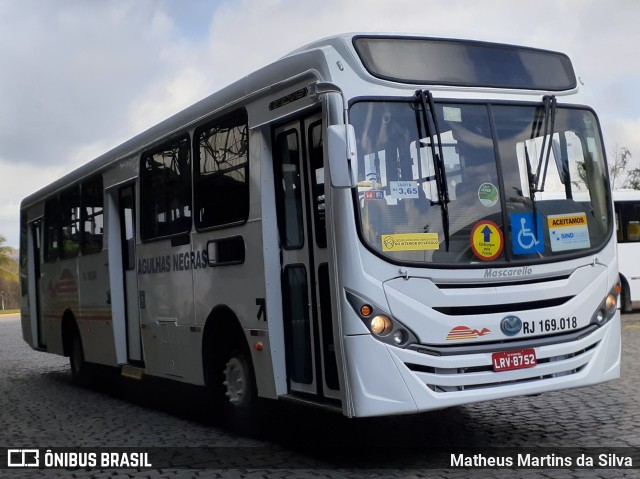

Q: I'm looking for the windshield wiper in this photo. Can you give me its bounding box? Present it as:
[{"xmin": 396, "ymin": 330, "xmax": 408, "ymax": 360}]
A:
[
  {"xmin": 523, "ymin": 142, "xmax": 540, "ymax": 240},
  {"xmin": 415, "ymin": 90, "xmax": 450, "ymax": 251},
  {"xmin": 526, "ymin": 95, "xmax": 557, "ymax": 243},
  {"xmin": 533, "ymin": 95, "xmax": 557, "ymax": 194}
]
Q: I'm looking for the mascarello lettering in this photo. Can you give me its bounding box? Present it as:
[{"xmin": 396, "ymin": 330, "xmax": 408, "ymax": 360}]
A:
[{"xmin": 484, "ymin": 267, "xmax": 533, "ymax": 279}]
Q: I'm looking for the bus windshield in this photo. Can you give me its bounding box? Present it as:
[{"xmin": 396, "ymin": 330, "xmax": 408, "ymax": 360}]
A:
[{"xmin": 351, "ymin": 100, "xmax": 611, "ymax": 265}]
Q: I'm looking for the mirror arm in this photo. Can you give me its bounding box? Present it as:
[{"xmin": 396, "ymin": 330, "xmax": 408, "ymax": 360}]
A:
[
  {"xmin": 307, "ymin": 81, "xmax": 358, "ymax": 186},
  {"xmin": 309, "ymin": 81, "xmax": 355, "ymax": 168}
]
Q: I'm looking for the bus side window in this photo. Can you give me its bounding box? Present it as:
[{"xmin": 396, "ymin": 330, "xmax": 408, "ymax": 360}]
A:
[
  {"xmin": 627, "ymin": 222, "xmax": 640, "ymax": 242},
  {"xmin": 140, "ymin": 136, "xmax": 192, "ymax": 240},
  {"xmin": 44, "ymin": 197, "xmax": 60, "ymax": 262},
  {"xmin": 59, "ymin": 187, "xmax": 81, "ymax": 258},
  {"xmin": 617, "ymin": 202, "xmax": 640, "ymax": 243},
  {"xmin": 309, "ymin": 121, "xmax": 326, "ymax": 247},
  {"xmin": 194, "ymin": 109, "xmax": 249, "ymax": 230},
  {"xmin": 81, "ymin": 176, "xmax": 104, "ymax": 254}
]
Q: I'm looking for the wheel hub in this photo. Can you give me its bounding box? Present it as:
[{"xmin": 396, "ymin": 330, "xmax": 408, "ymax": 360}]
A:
[{"xmin": 223, "ymin": 357, "xmax": 249, "ymax": 407}]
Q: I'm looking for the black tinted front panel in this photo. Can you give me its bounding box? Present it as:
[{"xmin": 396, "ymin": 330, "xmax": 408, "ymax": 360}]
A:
[{"xmin": 354, "ymin": 36, "xmax": 576, "ymax": 91}]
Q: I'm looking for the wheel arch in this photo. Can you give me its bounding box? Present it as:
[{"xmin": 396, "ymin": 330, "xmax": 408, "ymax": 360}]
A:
[
  {"xmin": 619, "ymin": 272, "xmax": 632, "ymax": 313},
  {"xmin": 202, "ymin": 305, "xmax": 250, "ymax": 382}
]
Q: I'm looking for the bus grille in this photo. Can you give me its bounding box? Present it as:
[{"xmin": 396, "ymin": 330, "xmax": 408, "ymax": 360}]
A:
[{"xmin": 405, "ymin": 342, "xmax": 598, "ymax": 393}]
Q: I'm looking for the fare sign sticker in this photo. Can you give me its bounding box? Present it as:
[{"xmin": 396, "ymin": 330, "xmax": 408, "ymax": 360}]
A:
[
  {"xmin": 470, "ymin": 220, "xmax": 504, "ymax": 261},
  {"xmin": 389, "ymin": 180, "xmax": 419, "ymax": 199}
]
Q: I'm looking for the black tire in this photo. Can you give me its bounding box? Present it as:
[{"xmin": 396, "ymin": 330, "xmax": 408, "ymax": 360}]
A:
[
  {"xmin": 69, "ymin": 327, "xmax": 89, "ymax": 385},
  {"xmin": 206, "ymin": 336, "xmax": 257, "ymax": 431},
  {"xmin": 621, "ymin": 281, "xmax": 633, "ymax": 314}
]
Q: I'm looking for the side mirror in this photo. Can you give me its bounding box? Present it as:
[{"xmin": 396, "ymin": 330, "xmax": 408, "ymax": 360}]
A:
[{"xmin": 327, "ymin": 124, "xmax": 358, "ymax": 188}]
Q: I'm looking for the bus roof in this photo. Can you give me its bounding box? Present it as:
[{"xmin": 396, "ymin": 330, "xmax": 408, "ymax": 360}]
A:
[{"xmin": 21, "ymin": 33, "xmax": 576, "ymax": 209}]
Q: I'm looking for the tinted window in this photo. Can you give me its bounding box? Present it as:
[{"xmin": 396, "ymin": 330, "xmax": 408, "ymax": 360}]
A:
[
  {"xmin": 81, "ymin": 176, "xmax": 104, "ymax": 254},
  {"xmin": 354, "ymin": 36, "xmax": 576, "ymax": 90},
  {"xmin": 194, "ymin": 109, "xmax": 249, "ymax": 229},
  {"xmin": 44, "ymin": 198, "xmax": 59, "ymax": 262},
  {"xmin": 616, "ymin": 201, "xmax": 640, "ymax": 243},
  {"xmin": 140, "ymin": 136, "xmax": 192, "ymax": 240},
  {"xmin": 274, "ymin": 129, "xmax": 304, "ymax": 249},
  {"xmin": 60, "ymin": 188, "xmax": 81, "ymax": 259},
  {"xmin": 308, "ymin": 121, "xmax": 326, "ymax": 248}
]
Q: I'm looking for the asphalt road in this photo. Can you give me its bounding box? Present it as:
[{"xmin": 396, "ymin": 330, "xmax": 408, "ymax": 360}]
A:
[{"xmin": 1, "ymin": 312, "xmax": 639, "ymax": 479}]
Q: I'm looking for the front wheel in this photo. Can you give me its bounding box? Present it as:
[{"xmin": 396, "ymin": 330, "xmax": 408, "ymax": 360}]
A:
[
  {"xmin": 206, "ymin": 338, "xmax": 258, "ymax": 430},
  {"xmin": 621, "ymin": 281, "xmax": 633, "ymax": 314},
  {"xmin": 224, "ymin": 354, "xmax": 255, "ymax": 409}
]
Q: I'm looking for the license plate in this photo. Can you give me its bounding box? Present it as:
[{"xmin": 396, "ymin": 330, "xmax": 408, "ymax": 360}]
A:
[{"xmin": 492, "ymin": 348, "xmax": 537, "ymax": 372}]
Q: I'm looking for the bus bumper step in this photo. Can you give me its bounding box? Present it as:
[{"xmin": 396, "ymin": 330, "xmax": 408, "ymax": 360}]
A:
[{"xmin": 121, "ymin": 365, "xmax": 144, "ymax": 380}]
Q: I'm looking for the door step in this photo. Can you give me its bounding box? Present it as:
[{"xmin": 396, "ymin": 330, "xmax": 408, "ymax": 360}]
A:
[
  {"xmin": 280, "ymin": 394, "xmax": 342, "ymax": 413},
  {"xmin": 121, "ymin": 365, "xmax": 144, "ymax": 380}
]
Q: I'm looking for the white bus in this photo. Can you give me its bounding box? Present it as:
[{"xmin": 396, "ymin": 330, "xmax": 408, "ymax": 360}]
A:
[
  {"xmin": 20, "ymin": 34, "xmax": 620, "ymax": 420},
  {"xmin": 614, "ymin": 190, "xmax": 640, "ymax": 312}
]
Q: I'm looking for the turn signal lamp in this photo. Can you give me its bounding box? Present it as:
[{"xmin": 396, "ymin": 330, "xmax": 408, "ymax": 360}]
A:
[{"xmin": 360, "ymin": 304, "xmax": 373, "ymax": 317}]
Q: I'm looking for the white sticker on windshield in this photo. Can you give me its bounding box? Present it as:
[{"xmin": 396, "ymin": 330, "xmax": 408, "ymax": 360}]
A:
[
  {"xmin": 390, "ymin": 181, "xmax": 419, "ymax": 199},
  {"xmin": 548, "ymin": 213, "xmax": 591, "ymax": 252},
  {"xmin": 443, "ymin": 107, "xmax": 462, "ymax": 122}
]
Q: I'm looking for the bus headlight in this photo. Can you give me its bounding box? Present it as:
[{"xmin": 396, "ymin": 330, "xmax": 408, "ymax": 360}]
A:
[
  {"xmin": 605, "ymin": 293, "xmax": 617, "ymax": 313},
  {"xmin": 346, "ymin": 291, "xmax": 418, "ymax": 348},
  {"xmin": 370, "ymin": 315, "xmax": 393, "ymax": 336},
  {"xmin": 591, "ymin": 278, "xmax": 620, "ymax": 326}
]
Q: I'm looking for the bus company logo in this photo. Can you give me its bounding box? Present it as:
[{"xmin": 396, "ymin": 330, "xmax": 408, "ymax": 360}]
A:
[
  {"xmin": 500, "ymin": 315, "xmax": 522, "ymax": 336},
  {"xmin": 484, "ymin": 267, "xmax": 533, "ymax": 279},
  {"xmin": 446, "ymin": 326, "xmax": 490, "ymax": 341}
]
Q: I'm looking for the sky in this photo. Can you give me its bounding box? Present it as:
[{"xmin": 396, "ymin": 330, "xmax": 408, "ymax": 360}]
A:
[{"xmin": 1, "ymin": 0, "xmax": 639, "ymax": 248}]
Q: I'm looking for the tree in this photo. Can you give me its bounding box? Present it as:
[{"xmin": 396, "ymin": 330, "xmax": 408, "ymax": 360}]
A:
[
  {"xmin": 0, "ymin": 234, "xmax": 14, "ymax": 273},
  {"xmin": 574, "ymin": 146, "xmax": 639, "ymax": 191},
  {"xmin": 608, "ymin": 146, "xmax": 640, "ymax": 190},
  {"xmin": 0, "ymin": 235, "xmax": 19, "ymax": 310}
]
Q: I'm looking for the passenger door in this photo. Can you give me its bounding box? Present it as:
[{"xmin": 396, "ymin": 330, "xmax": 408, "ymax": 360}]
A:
[
  {"xmin": 272, "ymin": 113, "xmax": 340, "ymax": 399},
  {"xmin": 118, "ymin": 185, "xmax": 143, "ymax": 363},
  {"xmin": 27, "ymin": 219, "xmax": 45, "ymax": 348}
]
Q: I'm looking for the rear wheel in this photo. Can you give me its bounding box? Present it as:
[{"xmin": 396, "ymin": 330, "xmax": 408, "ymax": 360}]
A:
[{"xmin": 69, "ymin": 327, "xmax": 89, "ymax": 385}]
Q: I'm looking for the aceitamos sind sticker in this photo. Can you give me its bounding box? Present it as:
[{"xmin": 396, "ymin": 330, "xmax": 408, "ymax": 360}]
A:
[{"xmin": 547, "ymin": 212, "xmax": 591, "ymax": 252}]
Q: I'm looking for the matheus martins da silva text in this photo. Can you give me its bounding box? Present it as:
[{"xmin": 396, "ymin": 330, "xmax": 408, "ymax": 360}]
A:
[{"xmin": 451, "ymin": 453, "xmax": 633, "ymax": 468}]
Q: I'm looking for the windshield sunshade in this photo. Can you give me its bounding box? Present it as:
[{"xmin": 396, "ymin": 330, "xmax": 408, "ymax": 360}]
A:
[{"xmin": 353, "ymin": 36, "xmax": 577, "ymax": 91}]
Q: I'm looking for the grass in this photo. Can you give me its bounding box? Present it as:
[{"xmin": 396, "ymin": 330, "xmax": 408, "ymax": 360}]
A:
[{"xmin": 0, "ymin": 309, "xmax": 19, "ymax": 315}]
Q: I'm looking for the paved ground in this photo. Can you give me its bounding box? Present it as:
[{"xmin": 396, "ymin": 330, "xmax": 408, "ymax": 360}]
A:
[{"xmin": 1, "ymin": 312, "xmax": 639, "ymax": 479}]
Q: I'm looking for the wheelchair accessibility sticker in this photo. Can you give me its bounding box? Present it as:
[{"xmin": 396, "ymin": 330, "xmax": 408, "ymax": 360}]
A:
[{"xmin": 510, "ymin": 213, "xmax": 544, "ymax": 255}]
